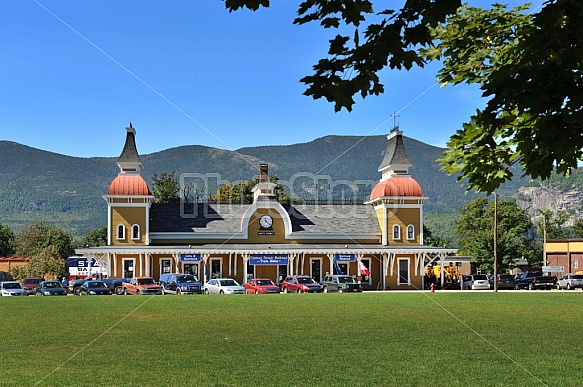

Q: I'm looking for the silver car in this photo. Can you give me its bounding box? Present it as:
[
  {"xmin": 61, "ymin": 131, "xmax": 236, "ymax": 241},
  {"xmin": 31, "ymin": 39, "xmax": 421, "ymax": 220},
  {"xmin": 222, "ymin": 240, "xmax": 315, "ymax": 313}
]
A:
[
  {"xmin": 461, "ymin": 274, "xmax": 490, "ymax": 290},
  {"xmin": 0, "ymin": 281, "xmax": 28, "ymax": 296},
  {"xmin": 203, "ymin": 278, "xmax": 245, "ymax": 294},
  {"xmin": 556, "ymin": 274, "xmax": 583, "ymax": 290}
]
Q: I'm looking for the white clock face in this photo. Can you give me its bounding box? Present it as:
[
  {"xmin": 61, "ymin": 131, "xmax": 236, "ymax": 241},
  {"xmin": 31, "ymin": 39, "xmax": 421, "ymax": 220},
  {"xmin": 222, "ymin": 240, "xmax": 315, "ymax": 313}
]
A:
[{"xmin": 259, "ymin": 215, "xmax": 273, "ymax": 229}]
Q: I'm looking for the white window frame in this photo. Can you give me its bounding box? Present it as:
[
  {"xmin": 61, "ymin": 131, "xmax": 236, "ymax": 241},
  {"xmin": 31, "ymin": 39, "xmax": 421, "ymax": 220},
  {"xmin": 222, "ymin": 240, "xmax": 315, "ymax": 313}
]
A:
[
  {"xmin": 574, "ymin": 259, "xmax": 579, "ymax": 269},
  {"xmin": 393, "ymin": 225, "xmax": 401, "ymax": 240},
  {"xmin": 131, "ymin": 224, "xmax": 140, "ymax": 240},
  {"xmin": 397, "ymin": 258, "xmax": 410, "ymax": 285},
  {"xmin": 210, "ymin": 257, "xmax": 223, "ymax": 279},
  {"xmin": 122, "ymin": 258, "xmax": 135, "ymax": 278},
  {"xmin": 117, "ymin": 224, "xmax": 126, "ymax": 240},
  {"xmin": 160, "ymin": 258, "xmax": 172, "ymax": 276},
  {"xmin": 310, "ymin": 257, "xmax": 323, "ymax": 283},
  {"xmin": 407, "ymin": 225, "xmax": 415, "ymax": 240}
]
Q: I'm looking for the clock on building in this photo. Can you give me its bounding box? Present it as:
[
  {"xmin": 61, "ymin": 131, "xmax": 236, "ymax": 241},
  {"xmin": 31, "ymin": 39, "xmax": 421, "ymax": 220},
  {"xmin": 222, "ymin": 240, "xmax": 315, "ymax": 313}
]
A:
[{"xmin": 259, "ymin": 215, "xmax": 273, "ymax": 229}]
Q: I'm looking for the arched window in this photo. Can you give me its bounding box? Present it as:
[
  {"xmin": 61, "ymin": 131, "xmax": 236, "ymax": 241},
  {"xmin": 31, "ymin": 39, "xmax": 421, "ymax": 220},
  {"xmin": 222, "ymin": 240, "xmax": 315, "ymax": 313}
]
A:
[
  {"xmin": 117, "ymin": 224, "xmax": 126, "ymax": 240},
  {"xmin": 132, "ymin": 224, "xmax": 140, "ymax": 240},
  {"xmin": 407, "ymin": 225, "xmax": 415, "ymax": 240},
  {"xmin": 393, "ymin": 225, "xmax": 401, "ymax": 240}
]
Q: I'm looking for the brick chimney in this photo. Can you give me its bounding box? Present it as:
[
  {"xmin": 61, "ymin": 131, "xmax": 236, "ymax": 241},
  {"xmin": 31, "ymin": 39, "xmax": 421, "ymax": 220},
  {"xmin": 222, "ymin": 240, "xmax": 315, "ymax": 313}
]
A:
[{"xmin": 260, "ymin": 164, "xmax": 268, "ymax": 183}]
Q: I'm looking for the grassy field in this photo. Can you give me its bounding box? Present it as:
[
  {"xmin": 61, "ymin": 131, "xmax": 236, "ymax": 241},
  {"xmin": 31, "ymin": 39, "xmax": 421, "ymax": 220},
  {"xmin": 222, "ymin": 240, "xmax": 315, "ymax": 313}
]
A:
[{"xmin": 1, "ymin": 291, "xmax": 582, "ymax": 386}]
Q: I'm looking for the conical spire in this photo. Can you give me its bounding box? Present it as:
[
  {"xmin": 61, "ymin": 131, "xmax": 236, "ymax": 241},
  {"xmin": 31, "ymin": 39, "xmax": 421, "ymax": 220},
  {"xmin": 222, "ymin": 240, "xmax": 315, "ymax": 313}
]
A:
[
  {"xmin": 116, "ymin": 123, "xmax": 144, "ymax": 174},
  {"xmin": 378, "ymin": 128, "xmax": 413, "ymax": 179}
]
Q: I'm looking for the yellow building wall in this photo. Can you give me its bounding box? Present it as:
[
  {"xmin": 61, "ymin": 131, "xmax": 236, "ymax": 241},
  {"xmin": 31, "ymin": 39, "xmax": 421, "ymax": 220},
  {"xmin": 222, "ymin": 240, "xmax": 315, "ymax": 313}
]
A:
[
  {"xmin": 375, "ymin": 207, "xmax": 386, "ymax": 239},
  {"xmin": 387, "ymin": 207, "xmax": 421, "ymax": 245},
  {"xmin": 546, "ymin": 241, "xmax": 583, "ymax": 253},
  {"xmin": 112, "ymin": 254, "xmax": 141, "ymax": 278},
  {"xmin": 385, "ymin": 254, "xmax": 422, "ymax": 290},
  {"xmin": 110, "ymin": 206, "xmax": 147, "ymax": 245},
  {"xmin": 245, "ymin": 209, "xmax": 288, "ymax": 243}
]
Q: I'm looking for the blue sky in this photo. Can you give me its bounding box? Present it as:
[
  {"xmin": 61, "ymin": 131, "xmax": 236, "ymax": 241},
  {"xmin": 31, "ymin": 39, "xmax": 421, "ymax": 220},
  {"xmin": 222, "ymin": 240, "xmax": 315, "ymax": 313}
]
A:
[{"xmin": 1, "ymin": 0, "xmax": 541, "ymax": 158}]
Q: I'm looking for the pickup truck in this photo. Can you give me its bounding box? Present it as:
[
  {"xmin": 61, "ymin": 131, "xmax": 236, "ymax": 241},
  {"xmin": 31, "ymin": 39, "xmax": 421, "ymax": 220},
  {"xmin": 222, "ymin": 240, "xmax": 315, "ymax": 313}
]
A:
[
  {"xmin": 69, "ymin": 274, "xmax": 130, "ymax": 295},
  {"xmin": 514, "ymin": 272, "xmax": 556, "ymax": 290},
  {"xmin": 122, "ymin": 277, "xmax": 163, "ymax": 295}
]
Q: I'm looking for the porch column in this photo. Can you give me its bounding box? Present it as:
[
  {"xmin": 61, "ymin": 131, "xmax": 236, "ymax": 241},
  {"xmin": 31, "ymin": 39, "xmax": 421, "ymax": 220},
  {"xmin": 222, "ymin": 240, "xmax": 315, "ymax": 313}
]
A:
[
  {"xmin": 172, "ymin": 253, "xmax": 181, "ymax": 274},
  {"xmin": 288, "ymin": 254, "xmax": 296, "ymax": 276},
  {"xmin": 382, "ymin": 253, "xmax": 388, "ymax": 290},
  {"xmin": 327, "ymin": 253, "xmax": 335, "ymax": 275},
  {"xmin": 140, "ymin": 253, "xmax": 144, "ymax": 276},
  {"xmin": 242, "ymin": 254, "xmax": 250, "ymax": 282},
  {"xmin": 146, "ymin": 253, "xmax": 151, "ymax": 277},
  {"xmin": 202, "ymin": 254, "xmax": 210, "ymax": 283},
  {"xmin": 228, "ymin": 253, "xmax": 232, "ymax": 276}
]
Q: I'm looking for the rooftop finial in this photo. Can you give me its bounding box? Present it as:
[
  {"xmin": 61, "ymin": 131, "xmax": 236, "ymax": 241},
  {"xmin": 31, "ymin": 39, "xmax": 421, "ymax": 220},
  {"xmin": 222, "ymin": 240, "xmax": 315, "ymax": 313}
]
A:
[{"xmin": 390, "ymin": 111, "xmax": 400, "ymax": 132}]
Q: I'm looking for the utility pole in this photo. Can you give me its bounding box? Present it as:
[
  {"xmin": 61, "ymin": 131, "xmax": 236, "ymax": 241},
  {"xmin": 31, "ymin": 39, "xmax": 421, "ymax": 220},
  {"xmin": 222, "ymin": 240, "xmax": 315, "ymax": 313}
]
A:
[
  {"xmin": 542, "ymin": 216, "xmax": 547, "ymax": 267},
  {"xmin": 493, "ymin": 192, "xmax": 498, "ymax": 292}
]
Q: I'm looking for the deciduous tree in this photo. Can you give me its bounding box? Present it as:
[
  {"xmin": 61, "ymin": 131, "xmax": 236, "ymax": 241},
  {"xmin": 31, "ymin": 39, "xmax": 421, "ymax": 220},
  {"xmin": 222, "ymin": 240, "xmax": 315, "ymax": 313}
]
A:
[
  {"xmin": 536, "ymin": 209, "xmax": 573, "ymax": 240},
  {"xmin": 15, "ymin": 222, "xmax": 74, "ymax": 259},
  {"xmin": 225, "ymin": 1, "xmax": 583, "ymax": 193},
  {"xmin": 456, "ymin": 197, "xmax": 534, "ymax": 272},
  {"xmin": 151, "ymin": 171, "xmax": 180, "ymax": 204},
  {"xmin": 0, "ymin": 224, "xmax": 15, "ymax": 257},
  {"xmin": 78, "ymin": 225, "xmax": 108, "ymax": 248}
]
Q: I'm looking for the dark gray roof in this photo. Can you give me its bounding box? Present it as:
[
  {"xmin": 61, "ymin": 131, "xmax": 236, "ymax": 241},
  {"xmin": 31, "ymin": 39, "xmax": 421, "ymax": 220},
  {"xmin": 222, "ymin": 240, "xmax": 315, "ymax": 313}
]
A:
[
  {"xmin": 149, "ymin": 203, "xmax": 380, "ymax": 234},
  {"xmin": 117, "ymin": 130, "xmax": 143, "ymax": 164},
  {"xmin": 378, "ymin": 130, "xmax": 413, "ymax": 171}
]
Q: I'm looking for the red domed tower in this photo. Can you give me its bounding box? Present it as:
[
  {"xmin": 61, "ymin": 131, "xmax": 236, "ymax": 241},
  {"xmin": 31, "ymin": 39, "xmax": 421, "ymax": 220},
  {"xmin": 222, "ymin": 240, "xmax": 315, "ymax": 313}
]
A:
[
  {"xmin": 366, "ymin": 128, "xmax": 426, "ymax": 245},
  {"xmin": 104, "ymin": 124, "xmax": 154, "ymax": 247}
]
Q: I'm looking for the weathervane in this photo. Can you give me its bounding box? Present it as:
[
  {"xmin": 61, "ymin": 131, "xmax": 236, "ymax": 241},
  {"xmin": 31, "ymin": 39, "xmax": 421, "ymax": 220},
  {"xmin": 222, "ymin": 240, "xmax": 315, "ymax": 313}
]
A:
[{"xmin": 390, "ymin": 111, "xmax": 400, "ymax": 132}]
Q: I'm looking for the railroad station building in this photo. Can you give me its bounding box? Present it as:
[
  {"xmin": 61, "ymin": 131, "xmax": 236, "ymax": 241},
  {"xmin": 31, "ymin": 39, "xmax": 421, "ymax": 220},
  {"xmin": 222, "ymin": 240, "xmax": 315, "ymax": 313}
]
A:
[{"xmin": 76, "ymin": 124, "xmax": 459, "ymax": 290}]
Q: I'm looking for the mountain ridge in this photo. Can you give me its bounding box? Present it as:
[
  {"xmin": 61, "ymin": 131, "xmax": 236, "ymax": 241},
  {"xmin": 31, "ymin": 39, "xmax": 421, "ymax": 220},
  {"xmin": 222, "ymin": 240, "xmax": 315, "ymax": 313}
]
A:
[{"xmin": 0, "ymin": 135, "xmax": 528, "ymax": 238}]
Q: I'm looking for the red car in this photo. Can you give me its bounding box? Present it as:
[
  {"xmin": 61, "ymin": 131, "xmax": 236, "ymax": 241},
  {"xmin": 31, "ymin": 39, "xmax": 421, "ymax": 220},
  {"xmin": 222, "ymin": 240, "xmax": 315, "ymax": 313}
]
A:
[
  {"xmin": 281, "ymin": 275, "xmax": 323, "ymax": 293},
  {"xmin": 22, "ymin": 277, "xmax": 45, "ymax": 295},
  {"xmin": 244, "ymin": 278, "xmax": 280, "ymax": 294}
]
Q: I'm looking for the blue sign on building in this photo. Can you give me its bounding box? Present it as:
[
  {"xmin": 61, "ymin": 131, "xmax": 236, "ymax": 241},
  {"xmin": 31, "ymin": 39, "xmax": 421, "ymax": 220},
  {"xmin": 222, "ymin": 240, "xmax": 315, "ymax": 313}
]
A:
[
  {"xmin": 180, "ymin": 254, "xmax": 201, "ymax": 262},
  {"xmin": 335, "ymin": 254, "xmax": 355, "ymax": 262},
  {"xmin": 250, "ymin": 254, "xmax": 288, "ymax": 265}
]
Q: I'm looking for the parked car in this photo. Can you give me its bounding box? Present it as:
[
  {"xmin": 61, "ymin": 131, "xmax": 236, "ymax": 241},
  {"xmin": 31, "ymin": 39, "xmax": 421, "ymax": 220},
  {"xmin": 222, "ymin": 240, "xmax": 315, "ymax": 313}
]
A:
[
  {"xmin": 36, "ymin": 280, "xmax": 67, "ymax": 296},
  {"xmin": 0, "ymin": 281, "xmax": 28, "ymax": 296},
  {"xmin": 556, "ymin": 274, "xmax": 583, "ymax": 290},
  {"xmin": 281, "ymin": 275, "xmax": 323, "ymax": 293},
  {"xmin": 461, "ymin": 274, "xmax": 490, "ymax": 290},
  {"xmin": 488, "ymin": 274, "xmax": 516, "ymax": 290},
  {"xmin": 21, "ymin": 277, "xmax": 44, "ymax": 295},
  {"xmin": 322, "ymin": 275, "xmax": 363, "ymax": 293},
  {"xmin": 514, "ymin": 272, "xmax": 556, "ymax": 290},
  {"xmin": 122, "ymin": 277, "xmax": 163, "ymax": 295},
  {"xmin": 203, "ymin": 278, "xmax": 245, "ymax": 294},
  {"xmin": 244, "ymin": 278, "xmax": 280, "ymax": 294},
  {"xmin": 159, "ymin": 273, "xmax": 203, "ymax": 295},
  {"xmin": 79, "ymin": 280, "xmax": 112, "ymax": 296},
  {"xmin": 69, "ymin": 273, "xmax": 129, "ymax": 295}
]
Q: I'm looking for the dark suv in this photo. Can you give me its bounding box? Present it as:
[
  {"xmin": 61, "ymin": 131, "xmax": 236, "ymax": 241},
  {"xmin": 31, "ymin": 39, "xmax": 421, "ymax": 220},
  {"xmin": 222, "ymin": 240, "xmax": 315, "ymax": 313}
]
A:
[
  {"xmin": 159, "ymin": 273, "xmax": 203, "ymax": 294},
  {"xmin": 322, "ymin": 275, "xmax": 362, "ymax": 293},
  {"xmin": 488, "ymin": 274, "xmax": 516, "ymax": 290}
]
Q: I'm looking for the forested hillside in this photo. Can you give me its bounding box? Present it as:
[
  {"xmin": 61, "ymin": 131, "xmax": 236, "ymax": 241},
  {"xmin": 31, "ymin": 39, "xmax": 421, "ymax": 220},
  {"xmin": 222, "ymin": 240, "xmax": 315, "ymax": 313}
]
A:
[{"xmin": 0, "ymin": 135, "xmax": 525, "ymax": 237}]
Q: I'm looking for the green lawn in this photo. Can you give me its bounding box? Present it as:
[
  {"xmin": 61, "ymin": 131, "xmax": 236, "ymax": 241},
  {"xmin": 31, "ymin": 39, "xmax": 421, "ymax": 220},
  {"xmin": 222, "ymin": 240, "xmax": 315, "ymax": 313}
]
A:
[{"xmin": 1, "ymin": 292, "xmax": 581, "ymax": 386}]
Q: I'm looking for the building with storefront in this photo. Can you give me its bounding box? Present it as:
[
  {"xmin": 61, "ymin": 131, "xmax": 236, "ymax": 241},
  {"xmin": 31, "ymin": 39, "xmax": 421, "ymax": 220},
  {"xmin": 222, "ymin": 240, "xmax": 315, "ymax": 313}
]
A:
[
  {"xmin": 544, "ymin": 239, "xmax": 583, "ymax": 276},
  {"xmin": 76, "ymin": 124, "xmax": 459, "ymax": 290}
]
